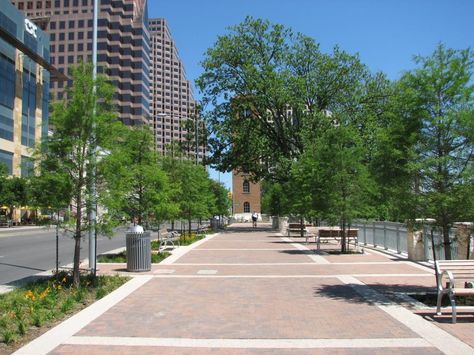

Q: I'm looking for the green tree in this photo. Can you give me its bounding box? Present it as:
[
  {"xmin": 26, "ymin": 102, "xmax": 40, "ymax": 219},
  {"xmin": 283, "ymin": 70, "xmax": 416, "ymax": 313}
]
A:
[
  {"xmin": 209, "ymin": 180, "xmax": 231, "ymax": 220},
  {"xmin": 292, "ymin": 113, "xmax": 376, "ymax": 252},
  {"xmin": 399, "ymin": 44, "xmax": 474, "ymax": 259},
  {"xmin": 163, "ymin": 158, "xmax": 214, "ymax": 235},
  {"xmin": 261, "ymin": 181, "xmax": 288, "ymax": 217},
  {"xmin": 0, "ymin": 176, "xmax": 28, "ymax": 222},
  {"xmin": 36, "ymin": 62, "xmax": 120, "ymax": 285},
  {"xmin": 103, "ymin": 125, "xmax": 175, "ymax": 228},
  {"xmin": 197, "ymin": 17, "xmax": 387, "ymax": 183}
]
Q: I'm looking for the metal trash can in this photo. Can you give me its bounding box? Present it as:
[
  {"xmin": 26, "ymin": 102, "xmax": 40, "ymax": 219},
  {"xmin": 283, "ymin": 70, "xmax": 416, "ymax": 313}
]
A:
[
  {"xmin": 211, "ymin": 218, "xmax": 219, "ymax": 231},
  {"xmin": 126, "ymin": 231, "xmax": 151, "ymax": 272}
]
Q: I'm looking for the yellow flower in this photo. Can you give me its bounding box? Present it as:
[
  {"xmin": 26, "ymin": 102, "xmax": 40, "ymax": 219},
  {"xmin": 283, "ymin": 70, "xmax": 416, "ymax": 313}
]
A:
[
  {"xmin": 24, "ymin": 290, "xmax": 36, "ymax": 301},
  {"xmin": 39, "ymin": 287, "xmax": 50, "ymax": 300}
]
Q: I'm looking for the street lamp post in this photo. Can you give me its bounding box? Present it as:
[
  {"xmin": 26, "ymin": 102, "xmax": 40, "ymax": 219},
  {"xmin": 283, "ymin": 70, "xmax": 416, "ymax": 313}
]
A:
[{"xmin": 88, "ymin": 0, "xmax": 99, "ymax": 276}]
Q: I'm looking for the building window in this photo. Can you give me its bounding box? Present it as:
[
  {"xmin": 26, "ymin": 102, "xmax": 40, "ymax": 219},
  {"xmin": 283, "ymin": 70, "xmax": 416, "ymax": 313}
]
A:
[
  {"xmin": 0, "ymin": 114, "xmax": 14, "ymax": 141},
  {"xmin": 22, "ymin": 70, "xmax": 36, "ymax": 148},
  {"xmin": 21, "ymin": 156, "xmax": 34, "ymax": 177},
  {"xmin": 243, "ymin": 180, "xmax": 250, "ymax": 193},
  {"xmin": 0, "ymin": 55, "xmax": 15, "ymax": 109},
  {"xmin": 243, "ymin": 202, "xmax": 250, "ymax": 213},
  {"xmin": 0, "ymin": 150, "xmax": 13, "ymax": 174}
]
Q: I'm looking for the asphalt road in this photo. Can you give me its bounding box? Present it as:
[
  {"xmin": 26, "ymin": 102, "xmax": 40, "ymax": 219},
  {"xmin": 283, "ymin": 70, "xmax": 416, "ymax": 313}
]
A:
[{"xmin": 0, "ymin": 227, "xmax": 127, "ymax": 285}]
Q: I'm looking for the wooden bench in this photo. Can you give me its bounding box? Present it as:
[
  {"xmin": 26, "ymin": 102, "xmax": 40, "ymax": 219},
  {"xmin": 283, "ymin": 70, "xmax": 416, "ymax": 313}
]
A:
[
  {"xmin": 435, "ymin": 260, "xmax": 474, "ymax": 323},
  {"xmin": 157, "ymin": 228, "xmax": 181, "ymax": 251},
  {"xmin": 312, "ymin": 228, "xmax": 358, "ymax": 250},
  {"xmin": 287, "ymin": 223, "xmax": 309, "ymax": 241}
]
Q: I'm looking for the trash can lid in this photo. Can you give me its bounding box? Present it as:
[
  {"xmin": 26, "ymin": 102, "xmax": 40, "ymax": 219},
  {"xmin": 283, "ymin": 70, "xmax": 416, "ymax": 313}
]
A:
[{"xmin": 130, "ymin": 225, "xmax": 144, "ymax": 233}]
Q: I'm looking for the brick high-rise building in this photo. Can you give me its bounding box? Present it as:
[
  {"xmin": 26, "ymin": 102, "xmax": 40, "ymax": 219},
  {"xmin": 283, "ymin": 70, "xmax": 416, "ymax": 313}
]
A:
[
  {"xmin": 11, "ymin": 0, "xmax": 151, "ymax": 125},
  {"xmin": 148, "ymin": 18, "xmax": 205, "ymax": 161}
]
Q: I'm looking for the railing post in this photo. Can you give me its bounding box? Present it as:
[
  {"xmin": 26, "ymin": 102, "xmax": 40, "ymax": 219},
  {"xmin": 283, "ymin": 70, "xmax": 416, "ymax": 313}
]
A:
[
  {"xmin": 373, "ymin": 221, "xmax": 377, "ymax": 247},
  {"xmin": 383, "ymin": 221, "xmax": 388, "ymax": 250},
  {"xmin": 363, "ymin": 221, "xmax": 367, "ymax": 245},
  {"xmin": 396, "ymin": 224, "xmax": 401, "ymax": 253}
]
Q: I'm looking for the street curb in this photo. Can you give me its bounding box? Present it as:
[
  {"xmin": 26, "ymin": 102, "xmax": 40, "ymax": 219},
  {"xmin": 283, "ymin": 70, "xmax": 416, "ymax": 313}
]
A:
[{"xmin": 160, "ymin": 232, "xmax": 220, "ymax": 265}]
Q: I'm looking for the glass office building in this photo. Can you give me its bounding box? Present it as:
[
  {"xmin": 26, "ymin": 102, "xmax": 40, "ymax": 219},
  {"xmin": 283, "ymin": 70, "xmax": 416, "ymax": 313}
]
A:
[{"xmin": 0, "ymin": 0, "xmax": 51, "ymax": 177}]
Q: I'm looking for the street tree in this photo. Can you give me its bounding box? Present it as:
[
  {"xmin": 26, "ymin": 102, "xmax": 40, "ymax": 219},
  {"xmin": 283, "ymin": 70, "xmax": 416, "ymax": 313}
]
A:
[
  {"xmin": 163, "ymin": 158, "xmax": 214, "ymax": 235},
  {"xmin": 197, "ymin": 17, "xmax": 388, "ymax": 183},
  {"xmin": 209, "ymin": 179, "xmax": 231, "ymax": 221},
  {"xmin": 36, "ymin": 62, "xmax": 120, "ymax": 286},
  {"xmin": 103, "ymin": 125, "xmax": 175, "ymax": 228},
  {"xmin": 399, "ymin": 44, "xmax": 474, "ymax": 259},
  {"xmin": 292, "ymin": 113, "xmax": 377, "ymax": 252},
  {"xmin": 0, "ymin": 176, "xmax": 28, "ymax": 222}
]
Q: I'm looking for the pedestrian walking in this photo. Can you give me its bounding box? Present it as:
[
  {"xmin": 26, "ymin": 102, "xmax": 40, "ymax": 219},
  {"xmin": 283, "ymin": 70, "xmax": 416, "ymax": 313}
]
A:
[{"xmin": 251, "ymin": 211, "xmax": 258, "ymax": 228}]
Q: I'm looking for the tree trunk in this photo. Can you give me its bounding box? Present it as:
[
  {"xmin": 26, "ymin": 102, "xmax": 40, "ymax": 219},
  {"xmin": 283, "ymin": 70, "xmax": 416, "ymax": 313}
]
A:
[
  {"xmin": 73, "ymin": 235, "xmax": 81, "ymax": 286},
  {"xmin": 442, "ymin": 223, "xmax": 452, "ymax": 260},
  {"xmin": 341, "ymin": 218, "xmax": 347, "ymax": 253},
  {"xmin": 300, "ymin": 217, "xmax": 305, "ymax": 239},
  {"xmin": 188, "ymin": 219, "xmax": 192, "ymax": 237},
  {"xmin": 73, "ymin": 193, "xmax": 82, "ymax": 287}
]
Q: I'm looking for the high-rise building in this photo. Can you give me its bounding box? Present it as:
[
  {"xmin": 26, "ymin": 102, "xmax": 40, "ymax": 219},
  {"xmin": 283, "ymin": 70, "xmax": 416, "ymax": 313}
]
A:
[
  {"xmin": 0, "ymin": 0, "xmax": 54, "ymax": 176},
  {"xmin": 11, "ymin": 0, "xmax": 151, "ymax": 125},
  {"xmin": 0, "ymin": 0, "xmax": 64, "ymax": 224},
  {"xmin": 148, "ymin": 18, "xmax": 206, "ymax": 161}
]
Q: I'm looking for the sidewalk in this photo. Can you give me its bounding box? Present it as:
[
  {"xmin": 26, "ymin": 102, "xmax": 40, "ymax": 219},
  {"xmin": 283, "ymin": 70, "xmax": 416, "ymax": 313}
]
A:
[{"xmin": 14, "ymin": 223, "xmax": 474, "ymax": 354}]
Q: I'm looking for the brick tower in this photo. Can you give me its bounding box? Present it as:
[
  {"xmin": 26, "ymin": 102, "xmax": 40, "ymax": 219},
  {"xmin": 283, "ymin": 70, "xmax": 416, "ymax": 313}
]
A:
[{"xmin": 232, "ymin": 171, "xmax": 261, "ymax": 217}]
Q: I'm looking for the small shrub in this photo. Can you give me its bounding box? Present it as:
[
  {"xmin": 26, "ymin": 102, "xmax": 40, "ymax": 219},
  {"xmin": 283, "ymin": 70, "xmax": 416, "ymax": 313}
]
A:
[
  {"xmin": 96, "ymin": 287, "xmax": 107, "ymax": 299},
  {"xmin": 151, "ymin": 252, "xmax": 170, "ymax": 263},
  {"xmin": 17, "ymin": 320, "xmax": 27, "ymax": 336},
  {"xmin": 60, "ymin": 296, "xmax": 75, "ymax": 313},
  {"xmin": 32, "ymin": 310, "xmax": 45, "ymax": 327},
  {"xmin": 2, "ymin": 329, "xmax": 17, "ymax": 344},
  {"xmin": 97, "ymin": 252, "xmax": 126, "ymax": 263}
]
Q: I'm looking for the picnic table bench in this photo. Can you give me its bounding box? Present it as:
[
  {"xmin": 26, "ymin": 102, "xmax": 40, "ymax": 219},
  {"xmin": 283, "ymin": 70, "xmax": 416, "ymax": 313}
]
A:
[
  {"xmin": 157, "ymin": 228, "xmax": 181, "ymax": 251},
  {"xmin": 435, "ymin": 260, "xmax": 474, "ymax": 323}
]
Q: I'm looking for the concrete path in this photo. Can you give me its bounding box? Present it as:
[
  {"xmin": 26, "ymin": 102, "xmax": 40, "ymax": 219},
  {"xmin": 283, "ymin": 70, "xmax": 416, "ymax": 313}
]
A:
[{"xmin": 14, "ymin": 223, "xmax": 474, "ymax": 354}]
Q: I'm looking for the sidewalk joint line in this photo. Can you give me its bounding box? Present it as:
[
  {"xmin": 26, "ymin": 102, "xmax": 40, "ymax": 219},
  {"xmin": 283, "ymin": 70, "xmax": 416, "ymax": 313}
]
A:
[{"xmin": 64, "ymin": 336, "xmax": 433, "ymax": 349}]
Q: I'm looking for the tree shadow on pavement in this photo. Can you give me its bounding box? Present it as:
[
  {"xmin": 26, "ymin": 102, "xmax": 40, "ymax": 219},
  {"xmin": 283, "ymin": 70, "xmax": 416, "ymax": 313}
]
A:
[
  {"xmin": 279, "ymin": 250, "xmax": 315, "ymax": 255},
  {"xmin": 314, "ymin": 282, "xmax": 436, "ymax": 306}
]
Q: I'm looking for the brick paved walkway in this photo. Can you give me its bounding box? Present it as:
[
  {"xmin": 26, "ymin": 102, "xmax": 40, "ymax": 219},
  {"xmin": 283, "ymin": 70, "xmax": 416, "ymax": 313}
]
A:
[{"xmin": 14, "ymin": 223, "xmax": 474, "ymax": 354}]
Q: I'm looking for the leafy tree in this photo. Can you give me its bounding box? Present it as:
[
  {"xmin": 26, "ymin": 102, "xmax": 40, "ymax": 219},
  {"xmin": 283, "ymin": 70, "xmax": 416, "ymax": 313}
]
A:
[
  {"xmin": 399, "ymin": 44, "xmax": 474, "ymax": 259},
  {"xmin": 0, "ymin": 176, "xmax": 28, "ymax": 221},
  {"xmin": 261, "ymin": 181, "xmax": 288, "ymax": 216},
  {"xmin": 290, "ymin": 112, "xmax": 377, "ymax": 252},
  {"xmin": 163, "ymin": 158, "xmax": 214, "ymax": 235},
  {"xmin": 103, "ymin": 125, "xmax": 175, "ymax": 228},
  {"xmin": 197, "ymin": 17, "xmax": 388, "ymax": 183},
  {"xmin": 36, "ymin": 62, "xmax": 120, "ymax": 285},
  {"xmin": 209, "ymin": 179, "xmax": 231, "ymax": 219}
]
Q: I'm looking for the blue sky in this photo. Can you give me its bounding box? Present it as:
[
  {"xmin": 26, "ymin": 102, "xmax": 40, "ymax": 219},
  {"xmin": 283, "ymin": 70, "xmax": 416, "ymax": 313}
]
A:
[{"xmin": 148, "ymin": 0, "xmax": 474, "ymax": 190}]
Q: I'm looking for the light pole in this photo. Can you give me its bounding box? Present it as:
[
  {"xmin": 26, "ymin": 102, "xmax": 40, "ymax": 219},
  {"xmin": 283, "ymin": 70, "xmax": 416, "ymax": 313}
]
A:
[{"xmin": 88, "ymin": 0, "xmax": 99, "ymax": 276}]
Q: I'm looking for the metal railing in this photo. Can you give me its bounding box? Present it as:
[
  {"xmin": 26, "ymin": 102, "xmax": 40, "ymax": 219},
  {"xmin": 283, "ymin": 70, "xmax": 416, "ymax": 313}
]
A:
[
  {"xmin": 351, "ymin": 220, "xmax": 457, "ymax": 261},
  {"xmin": 352, "ymin": 221, "xmax": 407, "ymax": 254}
]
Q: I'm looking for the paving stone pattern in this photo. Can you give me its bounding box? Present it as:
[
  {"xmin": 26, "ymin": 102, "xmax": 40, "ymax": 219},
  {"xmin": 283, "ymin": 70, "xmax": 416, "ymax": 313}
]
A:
[{"xmin": 15, "ymin": 223, "xmax": 474, "ymax": 354}]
